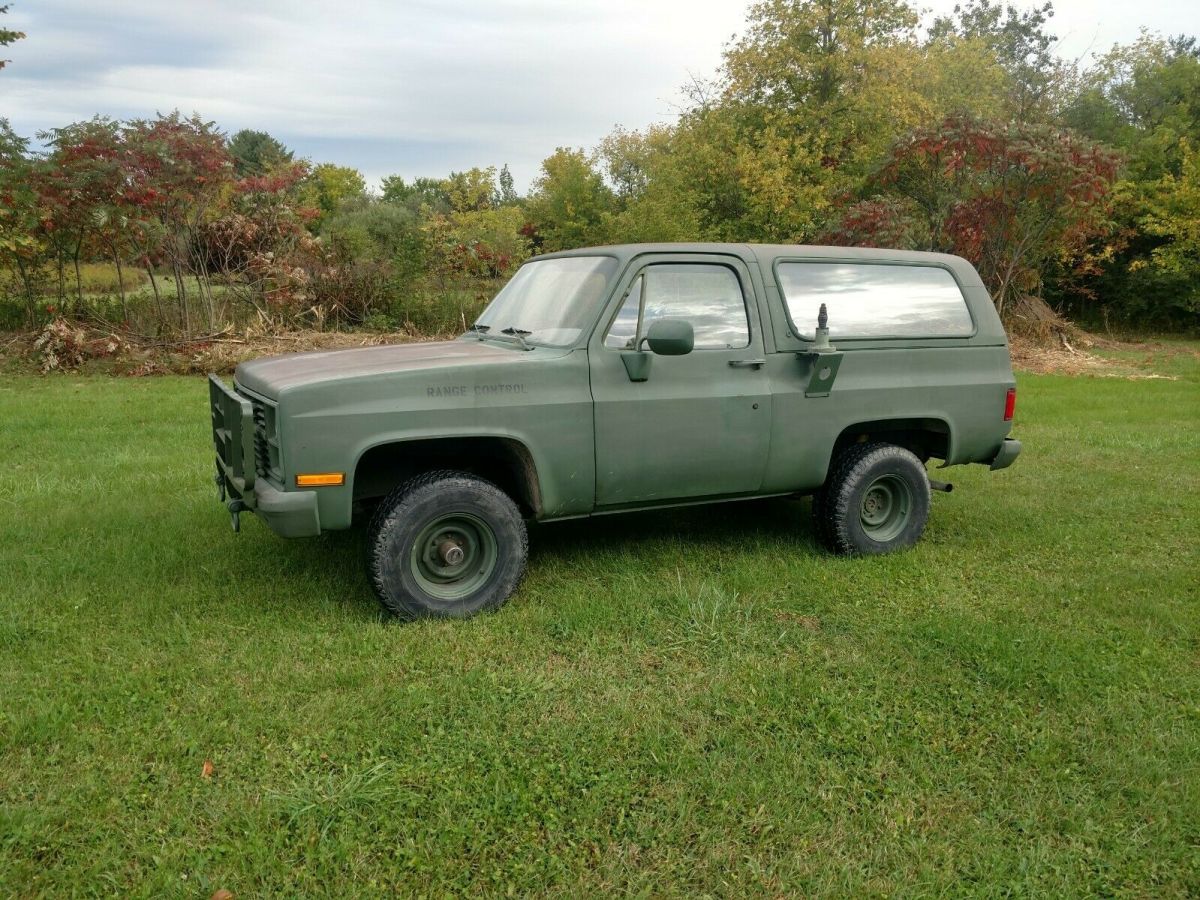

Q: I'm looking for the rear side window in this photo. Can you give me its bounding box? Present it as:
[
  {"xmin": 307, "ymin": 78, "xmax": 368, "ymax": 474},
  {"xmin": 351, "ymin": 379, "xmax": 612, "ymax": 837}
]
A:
[{"xmin": 777, "ymin": 262, "xmax": 973, "ymax": 339}]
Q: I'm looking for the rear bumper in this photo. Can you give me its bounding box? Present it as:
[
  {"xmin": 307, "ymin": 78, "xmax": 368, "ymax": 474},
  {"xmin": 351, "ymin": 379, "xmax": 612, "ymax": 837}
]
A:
[
  {"xmin": 989, "ymin": 438, "xmax": 1022, "ymax": 471},
  {"xmin": 253, "ymin": 480, "xmax": 321, "ymax": 537}
]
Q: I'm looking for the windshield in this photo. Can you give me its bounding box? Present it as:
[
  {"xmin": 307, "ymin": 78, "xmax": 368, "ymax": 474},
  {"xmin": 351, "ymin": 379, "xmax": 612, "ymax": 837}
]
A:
[{"xmin": 471, "ymin": 256, "xmax": 619, "ymax": 347}]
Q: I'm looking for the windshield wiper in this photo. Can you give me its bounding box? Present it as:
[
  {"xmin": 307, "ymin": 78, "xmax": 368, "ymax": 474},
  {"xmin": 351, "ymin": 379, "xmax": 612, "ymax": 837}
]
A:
[
  {"xmin": 496, "ymin": 326, "xmax": 532, "ymax": 350},
  {"xmin": 471, "ymin": 324, "xmax": 533, "ymax": 350}
]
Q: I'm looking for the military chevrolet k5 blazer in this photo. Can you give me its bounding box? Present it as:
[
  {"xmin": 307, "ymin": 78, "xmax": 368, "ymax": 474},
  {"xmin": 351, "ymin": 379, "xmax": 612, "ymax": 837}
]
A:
[{"xmin": 210, "ymin": 243, "xmax": 1021, "ymax": 618}]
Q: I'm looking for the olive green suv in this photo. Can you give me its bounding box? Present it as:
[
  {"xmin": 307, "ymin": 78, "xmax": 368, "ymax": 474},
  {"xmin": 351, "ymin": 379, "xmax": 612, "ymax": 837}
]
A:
[{"xmin": 210, "ymin": 244, "xmax": 1020, "ymax": 618}]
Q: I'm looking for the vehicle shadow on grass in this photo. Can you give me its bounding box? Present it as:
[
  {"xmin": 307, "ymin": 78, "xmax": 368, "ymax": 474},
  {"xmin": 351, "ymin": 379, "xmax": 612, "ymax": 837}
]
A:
[
  {"xmin": 254, "ymin": 526, "xmax": 382, "ymax": 617},
  {"xmin": 528, "ymin": 496, "xmax": 820, "ymax": 560},
  {"xmin": 221, "ymin": 497, "xmax": 819, "ymax": 619}
]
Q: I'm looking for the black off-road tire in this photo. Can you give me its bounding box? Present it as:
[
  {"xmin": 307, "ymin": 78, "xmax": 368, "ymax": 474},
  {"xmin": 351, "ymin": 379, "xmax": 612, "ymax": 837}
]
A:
[
  {"xmin": 813, "ymin": 442, "xmax": 931, "ymax": 556},
  {"xmin": 810, "ymin": 484, "xmax": 834, "ymax": 550},
  {"xmin": 366, "ymin": 469, "xmax": 528, "ymax": 619}
]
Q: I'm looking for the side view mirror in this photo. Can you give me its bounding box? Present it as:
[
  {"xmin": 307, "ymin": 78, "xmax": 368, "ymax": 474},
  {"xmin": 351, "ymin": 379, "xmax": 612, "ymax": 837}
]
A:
[{"xmin": 644, "ymin": 318, "xmax": 694, "ymax": 356}]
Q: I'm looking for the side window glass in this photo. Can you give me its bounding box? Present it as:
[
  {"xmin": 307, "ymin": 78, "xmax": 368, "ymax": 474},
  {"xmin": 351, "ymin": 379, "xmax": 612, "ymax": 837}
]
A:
[
  {"xmin": 646, "ymin": 264, "xmax": 749, "ymax": 350},
  {"xmin": 605, "ymin": 263, "xmax": 750, "ymax": 350},
  {"xmin": 604, "ymin": 276, "xmax": 643, "ymax": 349},
  {"xmin": 777, "ymin": 262, "xmax": 973, "ymax": 338}
]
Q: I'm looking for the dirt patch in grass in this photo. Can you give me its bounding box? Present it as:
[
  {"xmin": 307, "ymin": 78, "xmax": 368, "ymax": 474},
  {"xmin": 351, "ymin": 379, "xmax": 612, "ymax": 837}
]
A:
[
  {"xmin": 1008, "ymin": 333, "xmax": 1189, "ymax": 379},
  {"xmin": 0, "ymin": 324, "xmax": 443, "ymax": 376},
  {"xmin": 158, "ymin": 330, "xmax": 440, "ymax": 376},
  {"xmin": 1, "ymin": 322, "xmax": 1192, "ymax": 378}
]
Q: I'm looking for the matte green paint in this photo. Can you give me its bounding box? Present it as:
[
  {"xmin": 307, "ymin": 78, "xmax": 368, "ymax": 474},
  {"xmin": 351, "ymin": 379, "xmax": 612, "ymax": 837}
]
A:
[{"xmin": 209, "ymin": 243, "xmax": 1019, "ymax": 538}]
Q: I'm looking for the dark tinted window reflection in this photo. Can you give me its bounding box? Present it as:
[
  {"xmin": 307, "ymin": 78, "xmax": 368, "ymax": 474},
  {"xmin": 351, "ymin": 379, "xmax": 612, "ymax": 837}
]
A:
[
  {"xmin": 778, "ymin": 263, "xmax": 973, "ymax": 338},
  {"xmin": 605, "ymin": 264, "xmax": 749, "ymax": 350}
]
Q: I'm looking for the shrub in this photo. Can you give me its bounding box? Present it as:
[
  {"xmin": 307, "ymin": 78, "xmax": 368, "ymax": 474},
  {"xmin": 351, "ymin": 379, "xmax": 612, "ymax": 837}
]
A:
[{"xmin": 32, "ymin": 318, "xmax": 125, "ymax": 372}]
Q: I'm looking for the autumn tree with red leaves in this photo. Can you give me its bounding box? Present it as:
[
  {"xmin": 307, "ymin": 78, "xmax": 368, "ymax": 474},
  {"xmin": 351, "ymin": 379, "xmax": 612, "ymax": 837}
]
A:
[
  {"xmin": 120, "ymin": 113, "xmax": 231, "ymax": 331},
  {"xmin": 195, "ymin": 161, "xmax": 322, "ymax": 322},
  {"xmin": 34, "ymin": 118, "xmax": 128, "ymax": 311},
  {"xmin": 826, "ymin": 115, "xmax": 1121, "ymax": 321}
]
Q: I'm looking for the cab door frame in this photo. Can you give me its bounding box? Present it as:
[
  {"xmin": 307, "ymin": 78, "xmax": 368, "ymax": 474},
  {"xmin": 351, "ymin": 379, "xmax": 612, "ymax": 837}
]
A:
[{"xmin": 585, "ymin": 250, "xmax": 775, "ymax": 509}]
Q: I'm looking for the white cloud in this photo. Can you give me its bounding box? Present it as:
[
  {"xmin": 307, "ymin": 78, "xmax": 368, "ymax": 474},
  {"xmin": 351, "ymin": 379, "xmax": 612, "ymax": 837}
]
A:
[
  {"xmin": 2, "ymin": 0, "xmax": 1197, "ymax": 188},
  {"xmin": 1, "ymin": 0, "xmax": 748, "ymax": 186}
]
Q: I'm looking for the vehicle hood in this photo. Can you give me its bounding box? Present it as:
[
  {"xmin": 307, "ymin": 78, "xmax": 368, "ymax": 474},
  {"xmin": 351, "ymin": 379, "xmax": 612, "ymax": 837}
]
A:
[{"xmin": 234, "ymin": 338, "xmax": 549, "ymax": 399}]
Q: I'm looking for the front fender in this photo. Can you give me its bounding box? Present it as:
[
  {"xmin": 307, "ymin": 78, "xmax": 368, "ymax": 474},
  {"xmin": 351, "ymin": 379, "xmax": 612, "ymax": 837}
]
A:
[{"xmin": 278, "ymin": 353, "xmax": 596, "ymax": 529}]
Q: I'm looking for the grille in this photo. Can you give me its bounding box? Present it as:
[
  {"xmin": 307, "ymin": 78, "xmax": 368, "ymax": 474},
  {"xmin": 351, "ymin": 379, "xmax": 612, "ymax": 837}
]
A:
[{"xmin": 250, "ymin": 399, "xmax": 282, "ymax": 484}]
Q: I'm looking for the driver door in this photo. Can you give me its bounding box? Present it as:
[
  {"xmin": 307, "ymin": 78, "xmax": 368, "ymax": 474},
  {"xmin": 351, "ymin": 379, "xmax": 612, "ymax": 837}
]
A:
[{"xmin": 588, "ymin": 254, "xmax": 772, "ymax": 507}]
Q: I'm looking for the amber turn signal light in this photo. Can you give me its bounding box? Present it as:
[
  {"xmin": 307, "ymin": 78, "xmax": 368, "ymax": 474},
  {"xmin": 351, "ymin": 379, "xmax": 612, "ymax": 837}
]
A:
[{"xmin": 296, "ymin": 472, "xmax": 345, "ymax": 487}]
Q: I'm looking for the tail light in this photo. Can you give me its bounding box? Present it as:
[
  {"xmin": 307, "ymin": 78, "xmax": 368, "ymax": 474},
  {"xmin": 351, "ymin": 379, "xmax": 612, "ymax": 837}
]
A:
[{"xmin": 1003, "ymin": 387, "xmax": 1016, "ymax": 422}]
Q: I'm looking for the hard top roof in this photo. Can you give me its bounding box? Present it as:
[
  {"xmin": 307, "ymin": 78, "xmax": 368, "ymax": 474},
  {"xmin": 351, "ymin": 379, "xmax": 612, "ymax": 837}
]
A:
[{"xmin": 531, "ymin": 242, "xmax": 966, "ymax": 268}]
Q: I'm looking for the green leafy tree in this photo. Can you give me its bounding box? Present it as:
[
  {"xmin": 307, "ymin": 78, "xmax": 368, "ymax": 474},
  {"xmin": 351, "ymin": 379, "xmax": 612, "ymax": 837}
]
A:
[
  {"xmin": 227, "ymin": 129, "xmax": 293, "ymax": 177},
  {"xmin": 1120, "ymin": 138, "xmax": 1200, "ymax": 323},
  {"xmin": 929, "ymin": 0, "xmax": 1064, "ymax": 121},
  {"xmin": 596, "ymin": 125, "xmax": 705, "ymax": 242},
  {"xmin": 322, "ymin": 200, "xmax": 427, "ymax": 284},
  {"xmin": 0, "ymin": 119, "xmax": 47, "ymax": 321},
  {"xmin": 1061, "ymin": 33, "xmax": 1200, "ymax": 325},
  {"xmin": 706, "ymin": 0, "xmax": 992, "ymax": 241},
  {"xmin": 380, "ymin": 175, "xmax": 450, "ymax": 212},
  {"xmin": 424, "ymin": 205, "xmax": 529, "ymax": 280},
  {"xmin": 525, "ymin": 148, "xmax": 614, "ymax": 251},
  {"xmin": 299, "ymin": 163, "xmax": 367, "ymax": 229},
  {"xmin": 0, "ymin": 3, "xmax": 25, "ymax": 70},
  {"xmin": 497, "ymin": 164, "xmax": 519, "ymax": 205},
  {"xmin": 441, "ymin": 167, "xmax": 499, "ymax": 213}
]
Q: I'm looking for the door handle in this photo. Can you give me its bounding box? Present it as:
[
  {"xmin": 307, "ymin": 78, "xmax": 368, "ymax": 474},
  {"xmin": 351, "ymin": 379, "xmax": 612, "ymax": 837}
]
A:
[{"xmin": 728, "ymin": 359, "xmax": 766, "ymax": 369}]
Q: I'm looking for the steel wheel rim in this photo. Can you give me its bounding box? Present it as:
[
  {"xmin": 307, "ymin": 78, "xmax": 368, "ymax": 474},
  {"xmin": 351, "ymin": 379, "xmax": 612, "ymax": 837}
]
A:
[
  {"xmin": 859, "ymin": 474, "xmax": 913, "ymax": 542},
  {"xmin": 410, "ymin": 512, "xmax": 498, "ymax": 600}
]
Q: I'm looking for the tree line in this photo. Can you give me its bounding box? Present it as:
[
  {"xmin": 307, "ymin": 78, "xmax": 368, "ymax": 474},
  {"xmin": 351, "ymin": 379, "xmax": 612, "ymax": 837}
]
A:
[{"xmin": 1, "ymin": 0, "xmax": 1198, "ymax": 337}]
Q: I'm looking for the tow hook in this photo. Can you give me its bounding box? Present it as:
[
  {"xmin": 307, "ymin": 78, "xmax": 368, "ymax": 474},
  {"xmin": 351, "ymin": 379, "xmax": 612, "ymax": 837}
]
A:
[
  {"xmin": 929, "ymin": 480, "xmax": 954, "ymax": 493},
  {"xmin": 227, "ymin": 498, "xmax": 247, "ymax": 533}
]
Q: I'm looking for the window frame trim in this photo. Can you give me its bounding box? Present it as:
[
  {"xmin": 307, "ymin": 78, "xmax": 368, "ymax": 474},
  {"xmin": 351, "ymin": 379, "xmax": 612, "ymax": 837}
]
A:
[{"xmin": 771, "ymin": 258, "xmax": 979, "ymax": 343}]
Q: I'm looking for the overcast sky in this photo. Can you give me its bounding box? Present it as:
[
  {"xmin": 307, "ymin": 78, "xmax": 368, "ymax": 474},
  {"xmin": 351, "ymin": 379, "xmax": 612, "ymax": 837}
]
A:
[{"xmin": 2, "ymin": 0, "xmax": 1197, "ymax": 190}]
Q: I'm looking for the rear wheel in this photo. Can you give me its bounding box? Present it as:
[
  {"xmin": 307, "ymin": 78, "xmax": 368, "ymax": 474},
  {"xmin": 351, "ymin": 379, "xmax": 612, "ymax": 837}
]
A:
[
  {"xmin": 813, "ymin": 442, "xmax": 931, "ymax": 555},
  {"xmin": 367, "ymin": 470, "xmax": 528, "ymax": 619}
]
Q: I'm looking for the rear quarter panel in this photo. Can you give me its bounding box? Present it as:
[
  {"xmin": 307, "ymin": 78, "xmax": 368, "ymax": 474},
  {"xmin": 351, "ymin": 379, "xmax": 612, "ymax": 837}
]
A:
[
  {"xmin": 753, "ymin": 249, "xmax": 1016, "ymax": 492},
  {"xmin": 761, "ymin": 345, "xmax": 1017, "ymax": 493}
]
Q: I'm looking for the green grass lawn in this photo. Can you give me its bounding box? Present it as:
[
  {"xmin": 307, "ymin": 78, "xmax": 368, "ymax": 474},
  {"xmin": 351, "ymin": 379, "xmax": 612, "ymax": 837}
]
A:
[{"xmin": 1, "ymin": 349, "xmax": 1198, "ymax": 897}]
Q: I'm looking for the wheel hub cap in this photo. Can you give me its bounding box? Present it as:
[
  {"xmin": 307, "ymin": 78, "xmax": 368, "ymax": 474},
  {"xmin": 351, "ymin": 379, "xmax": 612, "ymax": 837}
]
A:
[
  {"xmin": 859, "ymin": 475, "xmax": 913, "ymax": 542},
  {"xmin": 410, "ymin": 513, "xmax": 499, "ymax": 601}
]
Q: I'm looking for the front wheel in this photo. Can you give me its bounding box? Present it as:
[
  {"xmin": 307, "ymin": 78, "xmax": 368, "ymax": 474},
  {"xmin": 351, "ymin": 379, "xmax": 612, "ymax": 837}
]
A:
[
  {"xmin": 813, "ymin": 443, "xmax": 931, "ymax": 555},
  {"xmin": 367, "ymin": 470, "xmax": 528, "ymax": 619}
]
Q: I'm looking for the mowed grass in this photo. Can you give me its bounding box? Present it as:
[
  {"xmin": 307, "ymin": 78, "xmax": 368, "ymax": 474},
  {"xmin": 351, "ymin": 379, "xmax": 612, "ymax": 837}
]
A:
[{"xmin": 1, "ymin": 349, "xmax": 1198, "ymax": 897}]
